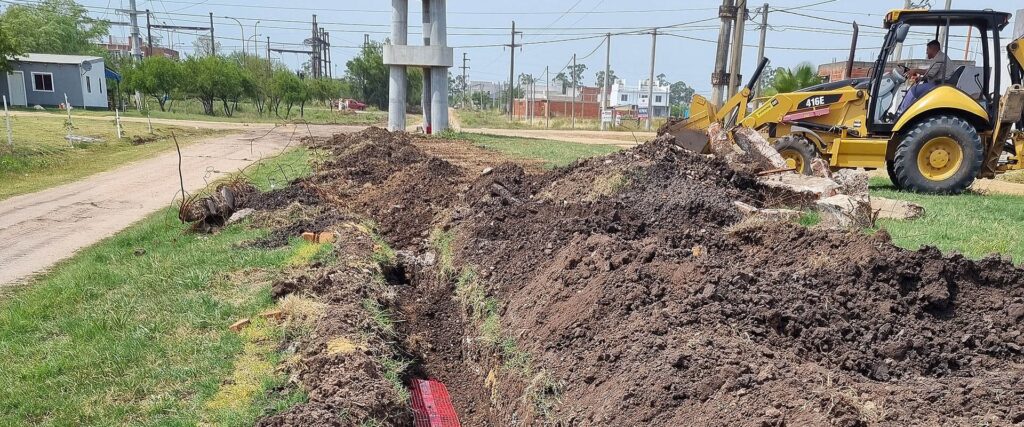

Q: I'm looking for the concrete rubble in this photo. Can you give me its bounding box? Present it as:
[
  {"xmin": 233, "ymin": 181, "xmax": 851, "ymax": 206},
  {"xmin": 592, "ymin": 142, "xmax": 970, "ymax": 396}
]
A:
[{"xmin": 700, "ymin": 125, "xmax": 924, "ymax": 229}]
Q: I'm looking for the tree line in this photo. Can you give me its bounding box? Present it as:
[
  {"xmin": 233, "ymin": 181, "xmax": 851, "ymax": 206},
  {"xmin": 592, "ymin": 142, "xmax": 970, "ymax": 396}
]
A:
[{"xmin": 120, "ymin": 54, "xmax": 346, "ymax": 118}]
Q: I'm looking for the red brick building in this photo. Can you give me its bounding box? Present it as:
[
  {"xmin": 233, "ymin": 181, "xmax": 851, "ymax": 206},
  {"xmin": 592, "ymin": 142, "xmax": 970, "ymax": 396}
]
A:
[{"xmin": 512, "ymin": 85, "xmax": 603, "ymax": 119}]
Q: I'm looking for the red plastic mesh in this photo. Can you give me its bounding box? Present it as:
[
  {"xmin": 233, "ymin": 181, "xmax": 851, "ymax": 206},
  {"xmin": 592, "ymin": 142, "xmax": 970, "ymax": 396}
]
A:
[{"xmin": 410, "ymin": 379, "xmax": 461, "ymax": 427}]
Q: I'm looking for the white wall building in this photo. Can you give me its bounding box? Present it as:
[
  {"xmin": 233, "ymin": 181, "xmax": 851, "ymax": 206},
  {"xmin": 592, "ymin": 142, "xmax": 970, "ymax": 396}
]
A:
[{"xmin": 603, "ymin": 79, "xmax": 671, "ymax": 117}]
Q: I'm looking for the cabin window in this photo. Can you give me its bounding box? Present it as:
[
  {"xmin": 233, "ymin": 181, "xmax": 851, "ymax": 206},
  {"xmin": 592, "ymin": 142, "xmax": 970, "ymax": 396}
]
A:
[
  {"xmin": 86, "ymin": 76, "xmax": 92, "ymax": 93},
  {"xmin": 32, "ymin": 72, "xmax": 54, "ymax": 92}
]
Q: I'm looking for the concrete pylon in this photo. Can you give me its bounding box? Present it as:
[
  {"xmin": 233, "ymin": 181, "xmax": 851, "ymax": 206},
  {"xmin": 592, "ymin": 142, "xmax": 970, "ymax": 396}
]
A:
[
  {"xmin": 387, "ymin": 0, "xmax": 408, "ymax": 132},
  {"xmin": 384, "ymin": 0, "xmax": 452, "ymax": 133}
]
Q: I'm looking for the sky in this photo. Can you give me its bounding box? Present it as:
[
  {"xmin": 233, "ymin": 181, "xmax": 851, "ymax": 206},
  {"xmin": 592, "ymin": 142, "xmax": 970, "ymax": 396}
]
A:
[{"xmin": 15, "ymin": 0, "xmax": 1024, "ymax": 97}]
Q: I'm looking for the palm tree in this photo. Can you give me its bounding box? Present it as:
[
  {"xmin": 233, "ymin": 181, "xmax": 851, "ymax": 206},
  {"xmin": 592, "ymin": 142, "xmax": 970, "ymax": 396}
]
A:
[{"xmin": 766, "ymin": 62, "xmax": 822, "ymax": 95}]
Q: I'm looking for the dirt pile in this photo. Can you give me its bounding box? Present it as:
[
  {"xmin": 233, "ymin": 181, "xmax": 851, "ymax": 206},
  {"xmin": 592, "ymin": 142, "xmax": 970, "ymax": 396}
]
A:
[
  {"xmin": 252, "ymin": 127, "xmax": 1024, "ymax": 426},
  {"xmin": 257, "ymin": 225, "xmax": 412, "ymax": 426}
]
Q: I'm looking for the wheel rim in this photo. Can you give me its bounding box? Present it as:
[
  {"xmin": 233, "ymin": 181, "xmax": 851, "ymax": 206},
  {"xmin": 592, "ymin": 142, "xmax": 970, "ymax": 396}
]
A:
[
  {"xmin": 780, "ymin": 149, "xmax": 805, "ymax": 172},
  {"xmin": 916, "ymin": 136, "xmax": 963, "ymax": 181}
]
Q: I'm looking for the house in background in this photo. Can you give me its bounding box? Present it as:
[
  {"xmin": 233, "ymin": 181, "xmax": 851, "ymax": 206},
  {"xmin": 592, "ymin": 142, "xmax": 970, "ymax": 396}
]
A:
[
  {"xmin": 1, "ymin": 54, "xmax": 108, "ymax": 109},
  {"xmin": 603, "ymin": 79, "xmax": 671, "ymax": 118}
]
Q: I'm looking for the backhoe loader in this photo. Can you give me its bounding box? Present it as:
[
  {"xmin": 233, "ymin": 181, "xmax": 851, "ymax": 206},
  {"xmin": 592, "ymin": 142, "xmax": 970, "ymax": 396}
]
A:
[{"xmin": 660, "ymin": 9, "xmax": 1024, "ymax": 194}]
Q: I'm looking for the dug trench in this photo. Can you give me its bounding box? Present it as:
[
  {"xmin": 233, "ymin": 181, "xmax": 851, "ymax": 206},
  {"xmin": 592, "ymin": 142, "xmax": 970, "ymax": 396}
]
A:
[{"xmin": 243, "ymin": 128, "xmax": 1023, "ymax": 426}]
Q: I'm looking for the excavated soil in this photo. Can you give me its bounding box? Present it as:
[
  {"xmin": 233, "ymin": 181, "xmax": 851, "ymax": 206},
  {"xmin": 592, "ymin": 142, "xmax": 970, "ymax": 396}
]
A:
[
  {"xmin": 257, "ymin": 227, "xmax": 412, "ymax": 426},
  {"xmin": 254, "ymin": 127, "xmax": 1024, "ymax": 426}
]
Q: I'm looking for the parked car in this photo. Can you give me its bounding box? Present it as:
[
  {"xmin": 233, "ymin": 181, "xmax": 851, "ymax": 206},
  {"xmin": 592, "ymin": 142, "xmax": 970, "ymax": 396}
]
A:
[{"xmin": 336, "ymin": 98, "xmax": 367, "ymax": 111}]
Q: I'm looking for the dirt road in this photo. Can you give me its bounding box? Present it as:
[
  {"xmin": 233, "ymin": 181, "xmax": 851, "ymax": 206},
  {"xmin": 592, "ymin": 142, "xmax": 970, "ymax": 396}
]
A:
[{"xmin": 0, "ymin": 124, "xmax": 362, "ymax": 286}]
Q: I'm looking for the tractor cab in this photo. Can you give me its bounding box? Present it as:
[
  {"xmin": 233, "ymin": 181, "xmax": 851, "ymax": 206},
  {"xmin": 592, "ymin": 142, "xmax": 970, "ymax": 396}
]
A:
[{"xmin": 867, "ymin": 9, "xmax": 1010, "ymax": 134}]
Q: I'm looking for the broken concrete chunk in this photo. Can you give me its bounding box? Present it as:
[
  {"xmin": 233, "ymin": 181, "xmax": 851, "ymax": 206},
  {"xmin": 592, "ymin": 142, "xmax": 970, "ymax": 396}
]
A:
[
  {"xmin": 810, "ymin": 158, "xmax": 832, "ymax": 178},
  {"xmin": 759, "ymin": 172, "xmax": 841, "ymax": 198},
  {"xmin": 732, "ymin": 126, "xmax": 787, "ymax": 169},
  {"xmin": 871, "ymin": 197, "xmax": 925, "ymax": 220},
  {"xmin": 832, "ymin": 169, "xmax": 870, "ymax": 197},
  {"xmin": 733, "ymin": 201, "xmax": 802, "ymax": 221},
  {"xmin": 817, "ymin": 195, "xmax": 873, "ymax": 229},
  {"xmin": 227, "ymin": 208, "xmax": 255, "ymax": 224}
]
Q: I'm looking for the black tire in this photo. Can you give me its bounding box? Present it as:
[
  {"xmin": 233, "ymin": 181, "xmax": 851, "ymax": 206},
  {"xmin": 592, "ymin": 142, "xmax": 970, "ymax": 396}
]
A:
[
  {"xmin": 775, "ymin": 135, "xmax": 818, "ymax": 175},
  {"xmin": 892, "ymin": 115, "xmax": 983, "ymax": 194},
  {"xmin": 886, "ymin": 161, "xmax": 902, "ymax": 189}
]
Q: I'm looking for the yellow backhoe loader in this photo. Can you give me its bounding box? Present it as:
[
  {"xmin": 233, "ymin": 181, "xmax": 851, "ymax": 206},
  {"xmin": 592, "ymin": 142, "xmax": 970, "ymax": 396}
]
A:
[{"xmin": 661, "ymin": 9, "xmax": 1024, "ymax": 194}]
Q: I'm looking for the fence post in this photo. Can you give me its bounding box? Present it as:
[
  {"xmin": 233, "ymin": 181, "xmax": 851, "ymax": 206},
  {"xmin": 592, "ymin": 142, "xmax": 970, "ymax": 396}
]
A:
[
  {"xmin": 147, "ymin": 112, "xmax": 153, "ymax": 134},
  {"xmin": 115, "ymin": 109, "xmax": 123, "ymax": 139},
  {"xmin": 3, "ymin": 95, "xmax": 11, "ymax": 151}
]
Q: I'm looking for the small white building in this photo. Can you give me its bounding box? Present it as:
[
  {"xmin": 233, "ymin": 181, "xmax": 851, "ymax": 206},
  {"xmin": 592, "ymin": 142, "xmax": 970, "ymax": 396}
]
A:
[
  {"xmin": 602, "ymin": 79, "xmax": 671, "ymax": 117},
  {"xmin": 1, "ymin": 54, "xmax": 108, "ymax": 109}
]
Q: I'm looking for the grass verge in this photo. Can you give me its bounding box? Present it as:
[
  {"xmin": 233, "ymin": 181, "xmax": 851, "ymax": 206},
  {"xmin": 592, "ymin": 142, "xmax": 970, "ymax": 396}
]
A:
[
  {"xmin": 19, "ymin": 99, "xmax": 389, "ymax": 126},
  {"xmin": 0, "ymin": 114, "xmax": 226, "ymax": 200},
  {"xmin": 0, "ymin": 148, "xmax": 312, "ymax": 426},
  {"xmin": 445, "ymin": 131, "xmax": 621, "ymax": 169},
  {"xmin": 870, "ymin": 177, "xmax": 1024, "ymax": 261}
]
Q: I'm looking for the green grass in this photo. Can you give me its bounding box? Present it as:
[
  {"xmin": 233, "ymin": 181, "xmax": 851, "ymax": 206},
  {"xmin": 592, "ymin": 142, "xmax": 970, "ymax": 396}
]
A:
[
  {"xmin": 0, "ymin": 114, "xmax": 225, "ymax": 200},
  {"xmin": 457, "ymin": 108, "xmax": 667, "ymax": 133},
  {"xmin": 21, "ymin": 98, "xmax": 389, "ymax": 126},
  {"xmin": 870, "ymin": 177, "xmax": 1024, "ymax": 261},
  {"xmin": 448, "ymin": 131, "xmax": 621, "ymax": 169},
  {"xmin": 0, "ymin": 148, "xmax": 312, "ymax": 426}
]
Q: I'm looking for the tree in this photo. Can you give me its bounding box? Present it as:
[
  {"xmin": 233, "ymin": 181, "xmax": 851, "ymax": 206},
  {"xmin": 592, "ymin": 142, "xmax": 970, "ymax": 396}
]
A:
[
  {"xmin": 568, "ymin": 63, "xmax": 587, "ymax": 86},
  {"xmin": 553, "ymin": 72, "xmax": 569, "ymax": 93},
  {"xmin": 181, "ymin": 56, "xmax": 247, "ymax": 116},
  {"xmin": 766, "ymin": 62, "xmax": 822, "ymax": 95},
  {"xmin": 345, "ymin": 41, "xmax": 387, "ymax": 109},
  {"xmin": 0, "ymin": 25, "xmax": 21, "ymax": 73},
  {"xmin": 594, "ymin": 69, "xmax": 617, "ymax": 88},
  {"xmin": 345, "ymin": 40, "xmax": 421, "ymax": 110},
  {"xmin": 125, "ymin": 56, "xmax": 182, "ymax": 111},
  {"xmin": 656, "ymin": 73, "xmax": 670, "ymax": 87},
  {"xmin": 192, "ymin": 35, "xmax": 221, "ymax": 57},
  {"xmin": 669, "ymin": 81, "xmax": 695, "ymax": 106},
  {"xmin": 0, "ymin": 0, "xmax": 108, "ymax": 55}
]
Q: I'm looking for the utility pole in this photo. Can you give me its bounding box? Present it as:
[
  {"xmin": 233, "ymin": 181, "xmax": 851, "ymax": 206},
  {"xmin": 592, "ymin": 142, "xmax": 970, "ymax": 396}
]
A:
[
  {"xmin": 529, "ymin": 74, "xmax": 535, "ymax": 125},
  {"xmin": 545, "ymin": 65, "xmax": 550, "ymax": 128},
  {"xmin": 325, "ymin": 32, "xmax": 332, "ymax": 78},
  {"xmin": 146, "ymin": 10, "xmax": 153, "ymax": 52},
  {"xmin": 209, "ymin": 13, "xmax": 216, "ymax": 56},
  {"xmin": 937, "ymin": 0, "xmax": 952, "ymax": 46},
  {"xmin": 892, "ymin": 0, "xmax": 911, "ymax": 62},
  {"xmin": 311, "ymin": 14, "xmax": 320, "ymax": 78},
  {"xmin": 711, "ymin": 0, "xmax": 735, "ymax": 107},
  {"xmin": 646, "ymin": 28, "xmax": 657, "ymax": 131},
  {"xmin": 506, "ymin": 21, "xmax": 522, "ymax": 121},
  {"xmin": 460, "ymin": 53, "xmax": 470, "ymax": 109},
  {"xmin": 266, "ymin": 36, "xmax": 271, "ymax": 72},
  {"xmin": 727, "ymin": 0, "xmax": 747, "ymax": 98},
  {"xmin": 601, "ymin": 32, "xmax": 611, "ymax": 130},
  {"xmin": 128, "ymin": 0, "xmax": 142, "ymax": 60},
  {"xmin": 572, "ymin": 53, "xmax": 577, "ymax": 129},
  {"xmin": 754, "ymin": 3, "xmax": 768, "ymax": 99}
]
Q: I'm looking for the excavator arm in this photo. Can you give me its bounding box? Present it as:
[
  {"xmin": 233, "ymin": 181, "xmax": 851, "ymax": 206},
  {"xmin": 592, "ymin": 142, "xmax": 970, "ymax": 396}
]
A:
[{"xmin": 658, "ymin": 57, "xmax": 770, "ymax": 153}]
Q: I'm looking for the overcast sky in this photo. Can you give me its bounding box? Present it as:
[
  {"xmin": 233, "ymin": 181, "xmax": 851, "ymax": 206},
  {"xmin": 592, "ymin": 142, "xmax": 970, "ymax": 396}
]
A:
[{"xmin": 45, "ymin": 0, "xmax": 1024, "ymax": 96}]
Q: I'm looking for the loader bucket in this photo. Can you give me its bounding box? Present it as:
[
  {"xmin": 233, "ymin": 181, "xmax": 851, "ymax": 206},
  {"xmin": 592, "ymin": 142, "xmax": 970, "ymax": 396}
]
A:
[{"xmin": 657, "ymin": 94, "xmax": 716, "ymax": 153}]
